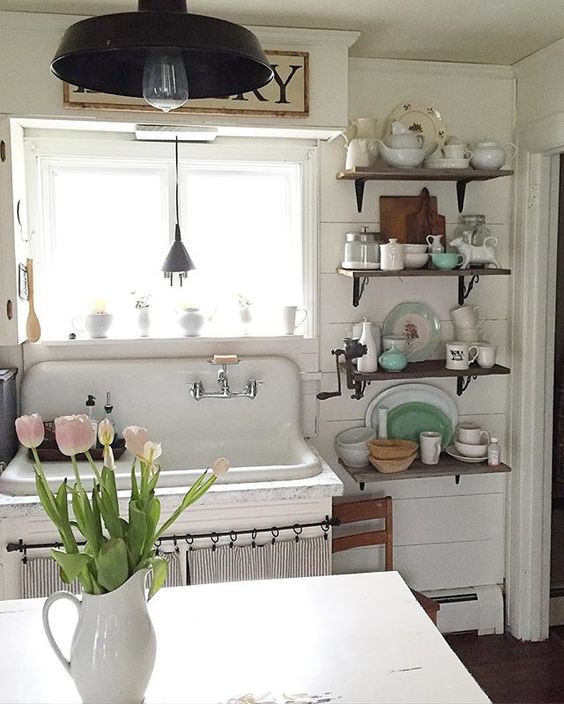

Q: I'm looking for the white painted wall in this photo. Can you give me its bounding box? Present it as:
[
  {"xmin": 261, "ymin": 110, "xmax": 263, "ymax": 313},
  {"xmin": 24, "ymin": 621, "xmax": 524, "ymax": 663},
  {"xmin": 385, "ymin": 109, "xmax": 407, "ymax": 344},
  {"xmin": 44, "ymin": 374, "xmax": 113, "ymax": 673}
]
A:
[{"xmin": 312, "ymin": 57, "xmax": 515, "ymax": 592}]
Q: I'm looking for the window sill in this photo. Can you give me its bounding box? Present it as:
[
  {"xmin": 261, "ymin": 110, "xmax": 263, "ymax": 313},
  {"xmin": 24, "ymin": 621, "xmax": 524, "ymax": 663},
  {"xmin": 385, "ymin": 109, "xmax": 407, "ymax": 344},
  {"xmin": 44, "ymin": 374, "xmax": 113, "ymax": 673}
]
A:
[{"xmin": 26, "ymin": 335, "xmax": 318, "ymax": 354}]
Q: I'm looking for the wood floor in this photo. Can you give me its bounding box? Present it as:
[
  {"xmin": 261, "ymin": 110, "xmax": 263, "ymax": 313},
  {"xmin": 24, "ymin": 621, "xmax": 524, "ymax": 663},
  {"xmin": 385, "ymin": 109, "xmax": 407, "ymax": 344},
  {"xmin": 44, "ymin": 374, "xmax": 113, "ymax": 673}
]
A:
[{"xmin": 446, "ymin": 627, "xmax": 564, "ymax": 703}]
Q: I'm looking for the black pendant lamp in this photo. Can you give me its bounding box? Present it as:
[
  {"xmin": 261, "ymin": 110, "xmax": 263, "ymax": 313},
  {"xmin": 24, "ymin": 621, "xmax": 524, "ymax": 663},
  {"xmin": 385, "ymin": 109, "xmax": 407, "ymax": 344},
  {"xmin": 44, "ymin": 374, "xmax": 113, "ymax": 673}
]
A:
[
  {"xmin": 51, "ymin": 0, "xmax": 274, "ymax": 112},
  {"xmin": 162, "ymin": 138, "xmax": 195, "ymax": 285}
]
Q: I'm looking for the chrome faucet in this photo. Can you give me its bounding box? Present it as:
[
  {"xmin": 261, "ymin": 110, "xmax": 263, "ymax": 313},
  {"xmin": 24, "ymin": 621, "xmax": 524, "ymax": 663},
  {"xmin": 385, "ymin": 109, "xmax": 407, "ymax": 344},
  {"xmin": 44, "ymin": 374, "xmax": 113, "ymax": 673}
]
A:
[{"xmin": 189, "ymin": 361, "xmax": 262, "ymax": 401}]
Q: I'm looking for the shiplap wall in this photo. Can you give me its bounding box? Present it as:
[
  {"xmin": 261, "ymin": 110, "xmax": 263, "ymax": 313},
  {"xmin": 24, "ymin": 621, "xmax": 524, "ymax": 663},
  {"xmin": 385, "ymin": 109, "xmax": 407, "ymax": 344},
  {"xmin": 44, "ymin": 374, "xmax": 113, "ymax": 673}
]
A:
[{"xmin": 312, "ymin": 58, "xmax": 515, "ymax": 591}]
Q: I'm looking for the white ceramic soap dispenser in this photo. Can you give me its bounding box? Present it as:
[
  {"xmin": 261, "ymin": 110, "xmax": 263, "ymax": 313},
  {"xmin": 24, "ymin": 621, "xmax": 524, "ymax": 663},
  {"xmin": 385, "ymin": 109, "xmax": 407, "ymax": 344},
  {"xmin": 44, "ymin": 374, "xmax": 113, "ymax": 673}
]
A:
[{"xmin": 357, "ymin": 318, "xmax": 378, "ymax": 373}]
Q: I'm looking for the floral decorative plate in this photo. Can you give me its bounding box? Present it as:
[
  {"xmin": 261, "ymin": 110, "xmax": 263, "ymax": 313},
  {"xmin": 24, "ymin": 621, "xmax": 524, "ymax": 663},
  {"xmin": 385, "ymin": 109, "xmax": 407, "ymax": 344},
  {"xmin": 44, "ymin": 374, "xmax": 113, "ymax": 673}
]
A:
[
  {"xmin": 385, "ymin": 102, "xmax": 447, "ymax": 151},
  {"xmin": 382, "ymin": 302, "xmax": 441, "ymax": 362}
]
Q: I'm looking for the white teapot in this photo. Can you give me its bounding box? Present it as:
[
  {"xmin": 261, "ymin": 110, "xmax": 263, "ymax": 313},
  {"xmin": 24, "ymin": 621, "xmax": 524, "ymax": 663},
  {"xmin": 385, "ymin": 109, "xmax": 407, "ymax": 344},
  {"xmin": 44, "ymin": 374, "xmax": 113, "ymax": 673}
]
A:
[
  {"xmin": 386, "ymin": 121, "xmax": 424, "ymax": 149},
  {"xmin": 470, "ymin": 140, "xmax": 517, "ymax": 170}
]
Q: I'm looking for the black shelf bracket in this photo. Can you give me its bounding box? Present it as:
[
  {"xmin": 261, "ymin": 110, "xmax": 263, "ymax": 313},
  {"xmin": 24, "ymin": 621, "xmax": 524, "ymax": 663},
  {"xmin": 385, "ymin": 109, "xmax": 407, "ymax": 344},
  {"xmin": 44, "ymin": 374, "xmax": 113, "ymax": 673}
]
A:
[
  {"xmin": 359, "ymin": 482, "xmax": 366, "ymax": 491},
  {"xmin": 456, "ymin": 179, "xmax": 471, "ymax": 212},
  {"xmin": 353, "ymin": 276, "xmax": 369, "ymax": 307},
  {"xmin": 354, "ymin": 179, "xmax": 367, "ymax": 212},
  {"xmin": 458, "ymin": 274, "xmax": 480, "ymax": 305},
  {"xmin": 455, "ymin": 475, "xmax": 461, "ymax": 485},
  {"xmin": 457, "ymin": 375, "xmax": 478, "ymax": 396}
]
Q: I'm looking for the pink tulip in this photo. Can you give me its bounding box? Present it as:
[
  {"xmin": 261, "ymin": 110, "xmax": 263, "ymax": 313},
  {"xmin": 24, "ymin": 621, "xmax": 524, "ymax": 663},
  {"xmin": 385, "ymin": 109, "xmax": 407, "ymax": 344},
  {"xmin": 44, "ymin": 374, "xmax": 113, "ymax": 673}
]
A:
[
  {"xmin": 55, "ymin": 415, "xmax": 95, "ymax": 456},
  {"xmin": 212, "ymin": 457, "xmax": 230, "ymax": 476},
  {"xmin": 98, "ymin": 418, "xmax": 115, "ymax": 447},
  {"xmin": 123, "ymin": 426, "xmax": 149, "ymax": 459},
  {"xmin": 15, "ymin": 414, "xmax": 45, "ymax": 449}
]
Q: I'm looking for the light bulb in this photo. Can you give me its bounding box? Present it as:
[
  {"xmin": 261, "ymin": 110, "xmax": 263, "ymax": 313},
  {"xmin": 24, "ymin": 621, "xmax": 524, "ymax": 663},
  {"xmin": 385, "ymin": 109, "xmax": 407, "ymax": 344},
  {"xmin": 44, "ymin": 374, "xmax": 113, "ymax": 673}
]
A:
[{"xmin": 142, "ymin": 50, "xmax": 189, "ymax": 112}]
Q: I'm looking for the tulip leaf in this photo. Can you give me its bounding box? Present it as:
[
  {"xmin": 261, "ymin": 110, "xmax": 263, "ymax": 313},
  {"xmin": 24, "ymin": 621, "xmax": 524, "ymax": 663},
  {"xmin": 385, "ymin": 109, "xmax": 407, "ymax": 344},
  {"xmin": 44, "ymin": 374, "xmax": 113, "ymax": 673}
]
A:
[
  {"xmin": 141, "ymin": 496, "xmax": 161, "ymax": 559},
  {"xmin": 147, "ymin": 556, "xmax": 168, "ymax": 600},
  {"xmin": 96, "ymin": 537, "xmax": 129, "ymax": 592},
  {"xmin": 50, "ymin": 549, "xmax": 91, "ymax": 583},
  {"xmin": 102, "ymin": 467, "xmax": 119, "ymax": 515},
  {"xmin": 127, "ymin": 501, "xmax": 147, "ymax": 569}
]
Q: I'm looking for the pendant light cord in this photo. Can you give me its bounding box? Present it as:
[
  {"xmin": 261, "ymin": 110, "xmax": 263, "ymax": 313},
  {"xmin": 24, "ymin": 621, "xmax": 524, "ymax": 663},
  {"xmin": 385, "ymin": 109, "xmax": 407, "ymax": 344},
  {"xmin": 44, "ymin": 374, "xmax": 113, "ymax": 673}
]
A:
[{"xmin": 175, "ymin": 137, "xmax": 180, "ymax": 241}]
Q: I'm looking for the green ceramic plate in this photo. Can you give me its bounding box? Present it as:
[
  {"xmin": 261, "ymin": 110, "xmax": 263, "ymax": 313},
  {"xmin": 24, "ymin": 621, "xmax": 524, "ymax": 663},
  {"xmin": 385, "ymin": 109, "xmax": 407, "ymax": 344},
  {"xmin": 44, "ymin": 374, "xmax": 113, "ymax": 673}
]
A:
[{"xmin": 387, "ymin": 402, "xmax": 453, "ymax": 449}]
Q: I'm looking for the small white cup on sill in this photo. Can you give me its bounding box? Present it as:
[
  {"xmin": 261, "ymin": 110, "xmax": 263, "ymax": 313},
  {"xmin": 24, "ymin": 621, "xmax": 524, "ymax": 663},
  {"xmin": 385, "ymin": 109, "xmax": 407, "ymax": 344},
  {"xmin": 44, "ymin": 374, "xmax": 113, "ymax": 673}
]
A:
[
  {"xmin": 72, "ymin": 313, "xmax": 113, "ymax": 339},
  {"xmin": 445, "ymin": 341, "xmax": 479, "ymax": 370},
  {"xmin": 420, "ymin": 431, "xmax": 442, "ymax": 465},
  {"xmin": 282, "ymin": 306, "xmax": 307, "ymax": 335}
]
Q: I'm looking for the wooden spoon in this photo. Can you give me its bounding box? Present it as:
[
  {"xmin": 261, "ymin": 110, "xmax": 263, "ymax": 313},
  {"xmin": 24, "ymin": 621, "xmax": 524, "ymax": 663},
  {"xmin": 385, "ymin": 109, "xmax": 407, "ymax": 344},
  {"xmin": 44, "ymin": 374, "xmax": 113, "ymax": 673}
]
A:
[{"xmin": 25, "ymin": 258, "xmax": 41, "ymax": 343}]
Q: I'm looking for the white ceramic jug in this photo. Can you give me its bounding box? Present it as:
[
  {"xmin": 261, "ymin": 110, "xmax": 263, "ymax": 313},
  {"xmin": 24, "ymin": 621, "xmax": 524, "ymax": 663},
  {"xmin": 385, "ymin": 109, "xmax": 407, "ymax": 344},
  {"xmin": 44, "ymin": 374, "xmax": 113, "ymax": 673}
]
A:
[
  {"xmin": 345, "ymin": 138, "xmax": 378, "ymax": 170},
  {"xmin": 470, "ymin": 140, "xmax": 517, "ymax": 170},
  {"xmin": 43, "ymin": 569, "xmax": 156, "ymax": 704},
  {"xmin": 426, "ymin": 234, "xmax": 444, "ymax": 253}
]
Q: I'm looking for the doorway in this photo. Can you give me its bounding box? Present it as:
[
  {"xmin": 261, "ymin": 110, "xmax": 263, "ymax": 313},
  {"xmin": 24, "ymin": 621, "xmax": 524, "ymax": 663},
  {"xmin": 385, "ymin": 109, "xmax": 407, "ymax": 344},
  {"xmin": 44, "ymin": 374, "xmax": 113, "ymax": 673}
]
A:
[{"xmin": 551, "ymin": 154, "xmax": 564, "ymax": 614}]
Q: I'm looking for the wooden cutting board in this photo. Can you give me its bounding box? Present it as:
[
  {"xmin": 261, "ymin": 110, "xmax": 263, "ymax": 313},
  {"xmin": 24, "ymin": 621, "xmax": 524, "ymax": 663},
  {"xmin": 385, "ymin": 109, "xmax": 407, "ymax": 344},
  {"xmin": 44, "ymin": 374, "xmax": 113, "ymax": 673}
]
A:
[
  {"xmin": 380, "ymin": 190, "xmax": 445, "ymax": 244},
  {"xmin": 405, "ymin": 188, "xmax": 446, "ymax": 245}
]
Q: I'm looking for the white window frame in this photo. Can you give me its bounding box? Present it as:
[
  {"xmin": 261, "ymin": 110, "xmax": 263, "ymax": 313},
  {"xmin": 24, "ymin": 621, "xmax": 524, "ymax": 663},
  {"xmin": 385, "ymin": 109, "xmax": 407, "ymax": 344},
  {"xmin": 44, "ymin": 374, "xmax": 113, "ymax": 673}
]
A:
[{"xmin": 25, "ymin": 134, "xmax": 319, "ymax": 341}]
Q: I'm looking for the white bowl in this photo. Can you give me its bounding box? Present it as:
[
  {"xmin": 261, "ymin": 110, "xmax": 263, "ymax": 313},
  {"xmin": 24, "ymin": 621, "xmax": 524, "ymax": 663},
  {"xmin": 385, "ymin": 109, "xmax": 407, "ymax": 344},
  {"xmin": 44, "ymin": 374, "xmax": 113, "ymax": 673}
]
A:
[
  {"xmin": 380, "ymin": 148, "xmax": 426, "ymax": 169},
  {"xmin": 336, "ymin": 445, "xmax": 370, "ymax": 468},
  {"xmin": 404, "ymin": 253, "xmax": 430, "ymax": 269},
  {"xmin": 454, "ymin": 440, "xmax": 488, "ymax": 458},
  {"xmin": 335, "ymin": 426, "xmax": 375, "ymax": 449},
  {"xmin": 404, "ymin": 244, "xmax": 428, "ymax": 253}
]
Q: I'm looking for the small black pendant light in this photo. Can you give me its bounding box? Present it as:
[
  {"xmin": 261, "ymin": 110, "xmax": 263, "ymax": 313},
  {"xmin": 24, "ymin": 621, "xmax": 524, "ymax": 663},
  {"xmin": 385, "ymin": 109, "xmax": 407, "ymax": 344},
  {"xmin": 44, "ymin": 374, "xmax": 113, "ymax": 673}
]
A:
[
  {"xmin": 162, "ymin": 138, "xmax": 194, "ymax": 286},
  {"xmin": 50, "ymin": 0, "xmax": 274, "ymax": 112}
]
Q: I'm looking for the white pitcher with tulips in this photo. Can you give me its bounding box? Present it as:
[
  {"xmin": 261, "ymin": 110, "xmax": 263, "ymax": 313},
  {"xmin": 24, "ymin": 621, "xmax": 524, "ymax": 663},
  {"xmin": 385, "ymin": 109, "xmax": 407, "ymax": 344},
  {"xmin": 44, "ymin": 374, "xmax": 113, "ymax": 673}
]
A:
[{"xmin": 15, "ymin": 413, "xmax": 229, "ymax": 704}]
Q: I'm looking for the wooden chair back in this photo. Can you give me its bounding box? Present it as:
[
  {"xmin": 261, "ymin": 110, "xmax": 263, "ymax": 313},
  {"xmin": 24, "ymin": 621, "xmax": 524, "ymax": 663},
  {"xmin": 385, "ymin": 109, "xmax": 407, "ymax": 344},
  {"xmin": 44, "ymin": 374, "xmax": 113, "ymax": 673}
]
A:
[{"xmin": 332, "ymin": 496, "xmax": 393, "ymax": 571}]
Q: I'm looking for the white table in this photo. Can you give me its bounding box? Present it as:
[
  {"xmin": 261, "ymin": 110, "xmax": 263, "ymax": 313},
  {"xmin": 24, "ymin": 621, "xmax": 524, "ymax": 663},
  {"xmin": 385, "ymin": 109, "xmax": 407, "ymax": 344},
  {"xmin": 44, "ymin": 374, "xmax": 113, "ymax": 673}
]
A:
[{"xmin": 0, "ymin": 571, "xmax": 489, "ymax": 704}]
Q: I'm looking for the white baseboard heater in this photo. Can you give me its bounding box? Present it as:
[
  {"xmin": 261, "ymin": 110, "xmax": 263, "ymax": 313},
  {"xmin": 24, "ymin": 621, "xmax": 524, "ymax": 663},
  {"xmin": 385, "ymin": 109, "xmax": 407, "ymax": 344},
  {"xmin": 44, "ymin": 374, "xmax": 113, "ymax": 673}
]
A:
[{"xmin": 427, "ymin": 584, "xmax": 505, "ymax": 635}]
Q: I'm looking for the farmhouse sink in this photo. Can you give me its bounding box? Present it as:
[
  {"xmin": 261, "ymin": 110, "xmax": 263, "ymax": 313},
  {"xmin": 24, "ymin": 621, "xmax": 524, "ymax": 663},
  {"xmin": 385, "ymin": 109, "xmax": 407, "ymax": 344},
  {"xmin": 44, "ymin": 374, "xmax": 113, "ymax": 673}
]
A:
[{"xmin": 0, "ymin": 357, "xmax": 322, "ymax": 496}]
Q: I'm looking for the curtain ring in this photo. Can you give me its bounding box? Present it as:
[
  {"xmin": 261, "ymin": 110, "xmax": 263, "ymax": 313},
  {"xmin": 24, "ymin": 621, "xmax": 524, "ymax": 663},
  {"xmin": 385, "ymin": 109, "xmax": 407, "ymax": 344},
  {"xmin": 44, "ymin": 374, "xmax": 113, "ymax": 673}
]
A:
[
  {"xmin": 173, "ymin": 536, "xmax": 180, "ymax": 554},
  {"xmin": 185, "ymin": 535, "xmax": 194, "ymax": 548},
  {"xmin": 229, "ymin": 531, "xmax": 238, "ymax": 548},
  {"xmin": 252, "ymin": 528, "xmax": 258, "ymax": 548},
  {"xmin": 210, "ymin": 533, "xmax": 220, "ymax": 552},
  {"xmin": 271, "ymin": 527, "xmax": 279, "ymax": 546},
  {"xmin": 321, "ymin": 521, "xmax": 330, "ymax": 541},
  {"xmin": 293, "ymin": 524, "xmax": 302, "ymax": 543},
  {"xmin": 22, "ymin": 545, "xmax": 27, "ymax": 565}
]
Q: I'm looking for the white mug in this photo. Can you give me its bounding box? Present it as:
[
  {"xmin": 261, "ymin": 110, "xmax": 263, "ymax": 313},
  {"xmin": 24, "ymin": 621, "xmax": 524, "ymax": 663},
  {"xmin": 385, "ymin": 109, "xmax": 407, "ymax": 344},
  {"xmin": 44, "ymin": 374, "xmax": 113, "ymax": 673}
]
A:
[
  {"xmin": 450, "ymin": 305, "xmax": 484, "ymax": 329},
  {"xmin": 443, "ymin": 144, "xmax": 472, "ymax": 160},
  {"xmin": 282, "ymin": 306, "xmax": 307, "ymax": 335},
  {"xmin": 73, "ymin": 313, "xmax": 113, "ymax": 339},
  {"xmin": 445, "ymin": 341, "xmax": 479, "ymax": 370},
  {"xmin": 454, "ymin": 328, "xmax": 482, "ymax": 343},
  {"xmin": 420, "ymin": 431, "xmax": 442, "ymax": 465},
  {"xmin": 477, "ymin": 344, "xmax": 497, "ymax": 369},
  {"xmin": 457, "ymin": 423, "xmax": 490, "ymax": 445}
]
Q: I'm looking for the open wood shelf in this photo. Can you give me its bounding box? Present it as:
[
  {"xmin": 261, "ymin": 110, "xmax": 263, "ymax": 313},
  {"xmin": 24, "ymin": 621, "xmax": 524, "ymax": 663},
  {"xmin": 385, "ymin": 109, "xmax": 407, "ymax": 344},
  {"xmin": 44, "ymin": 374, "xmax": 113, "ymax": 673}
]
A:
[
  {"xmin": 339, "ymin": 456, "xmax": 511, "ymax": 489},
  {"xmin": 344, "ymin": 360, "xmax": 510, "ymax": 382},
  {"xmin": 337, "ymin": 267, "xmax": 511, "ymax": 279},
  {"xmin": 337, "ymin": 266, "xmax": 511, "ymax": 306},
  {"xmin": 336, "ymin": 164, "xmax": 513, "ymax": 212}
]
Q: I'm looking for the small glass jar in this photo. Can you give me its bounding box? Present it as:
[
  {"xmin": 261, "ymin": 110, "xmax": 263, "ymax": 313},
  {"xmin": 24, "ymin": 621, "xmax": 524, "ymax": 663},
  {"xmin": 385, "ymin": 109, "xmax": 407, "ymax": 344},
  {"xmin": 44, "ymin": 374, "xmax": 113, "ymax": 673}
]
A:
[
  {"xmin": 453, "ymin": 214, "xmax": 491, "ymax": 246},
  {"xmin": 342, "ymin": 227, "xmax": 381, "ymax": 269}
]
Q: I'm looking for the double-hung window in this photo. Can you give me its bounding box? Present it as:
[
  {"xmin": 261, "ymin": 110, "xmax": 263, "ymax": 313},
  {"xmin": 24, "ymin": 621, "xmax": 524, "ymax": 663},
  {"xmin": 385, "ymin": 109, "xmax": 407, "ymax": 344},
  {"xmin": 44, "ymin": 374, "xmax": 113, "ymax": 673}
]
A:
[{"xmin": 26, "ymin": 132, "xmax": 316, "ymax": 340}]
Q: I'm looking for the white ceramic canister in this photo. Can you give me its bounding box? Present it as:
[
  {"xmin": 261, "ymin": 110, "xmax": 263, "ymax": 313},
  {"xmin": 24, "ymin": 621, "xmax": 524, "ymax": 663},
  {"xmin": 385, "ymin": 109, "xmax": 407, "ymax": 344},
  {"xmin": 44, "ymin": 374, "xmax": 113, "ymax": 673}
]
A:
[
  {"xmin": 357, "ymin": 318, "xmax": 378, "ymax": 373},
  {"xmin": 380, "ymin": 238, "xmax": 405, "ymax": 271}
]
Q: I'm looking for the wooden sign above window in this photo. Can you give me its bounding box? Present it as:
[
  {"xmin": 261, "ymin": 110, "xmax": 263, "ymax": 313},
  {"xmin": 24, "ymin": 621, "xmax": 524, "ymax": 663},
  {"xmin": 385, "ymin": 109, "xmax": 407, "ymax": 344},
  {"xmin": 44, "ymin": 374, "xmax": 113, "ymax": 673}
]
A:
[{"xmin": 64, "ymin": 50, "xmax": 309, "ymax": 117}]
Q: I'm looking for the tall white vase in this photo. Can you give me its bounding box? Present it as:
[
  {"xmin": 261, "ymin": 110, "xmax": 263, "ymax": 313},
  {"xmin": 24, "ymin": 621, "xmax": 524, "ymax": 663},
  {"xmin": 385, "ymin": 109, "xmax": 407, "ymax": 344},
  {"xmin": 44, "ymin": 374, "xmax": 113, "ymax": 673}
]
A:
[{"xmin": 43, "ymin": 568, "xmax": 156, "ymax": 704}]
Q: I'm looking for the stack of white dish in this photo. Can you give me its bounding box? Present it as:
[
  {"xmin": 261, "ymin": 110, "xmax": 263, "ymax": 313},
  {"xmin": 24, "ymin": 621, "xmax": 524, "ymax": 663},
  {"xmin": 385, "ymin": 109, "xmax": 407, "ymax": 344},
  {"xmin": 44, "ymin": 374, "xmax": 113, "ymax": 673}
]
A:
[
  {"xmin": 450, "ymin": 304, "xmax": 483, "ymax": 343},
  {"xmin": 404, "ymin": 243, "xmax": 430, "ymax": 269},
  {"xmin": 335, "ymin": 426, "xmax": 375, "ymax": 467},
  {"xmin": 446, "ymin": 423, "xmax": 490, "ymax": 463}
]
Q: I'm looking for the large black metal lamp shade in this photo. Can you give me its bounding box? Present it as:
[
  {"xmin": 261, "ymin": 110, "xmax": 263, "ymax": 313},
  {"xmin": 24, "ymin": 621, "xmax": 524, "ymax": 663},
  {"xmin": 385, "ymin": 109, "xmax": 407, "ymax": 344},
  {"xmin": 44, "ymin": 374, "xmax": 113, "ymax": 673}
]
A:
[{"xmin": 50, "ymin": 0, "xmax": 274, "ymax": 100}]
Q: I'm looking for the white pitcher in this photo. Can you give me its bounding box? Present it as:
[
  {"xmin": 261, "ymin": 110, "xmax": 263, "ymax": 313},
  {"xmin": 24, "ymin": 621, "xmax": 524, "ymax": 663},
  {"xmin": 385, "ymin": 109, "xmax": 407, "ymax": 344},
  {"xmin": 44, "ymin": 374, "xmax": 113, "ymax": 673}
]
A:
[
  {"xmin": 345, "ymin": 138, "xmax": 378, "ymax": 170},
  {"xmin": 426, "ymin": 234, "xmax": 444, "ymax": 254},
  {"xmin": 43, "ymin": 568, "xmax": 156, "ymax": 704}
]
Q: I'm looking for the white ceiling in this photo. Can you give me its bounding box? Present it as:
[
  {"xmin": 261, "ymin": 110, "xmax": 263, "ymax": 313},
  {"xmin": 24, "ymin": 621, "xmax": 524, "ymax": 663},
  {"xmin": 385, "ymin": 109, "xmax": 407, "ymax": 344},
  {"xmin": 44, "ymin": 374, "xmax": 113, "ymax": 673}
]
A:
[{"xmin": 0, "ymin": 0, "xmax": 562, "ymax": 65}]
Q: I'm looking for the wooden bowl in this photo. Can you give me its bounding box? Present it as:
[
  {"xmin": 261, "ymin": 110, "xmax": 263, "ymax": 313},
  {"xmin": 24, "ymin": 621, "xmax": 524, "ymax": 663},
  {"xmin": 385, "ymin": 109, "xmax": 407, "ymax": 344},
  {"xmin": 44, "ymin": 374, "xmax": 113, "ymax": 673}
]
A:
[
  {"xmin": 367, "ymin": 438, "xmax": 418, "ymax": 460},
  {"xmin": 369, "ymin": 452, "xmax": 417, "ymax": 474}
]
